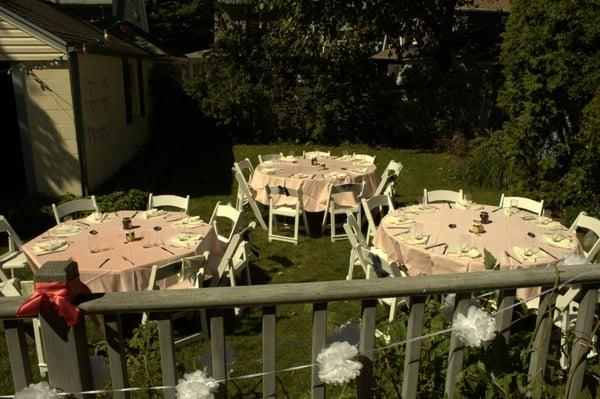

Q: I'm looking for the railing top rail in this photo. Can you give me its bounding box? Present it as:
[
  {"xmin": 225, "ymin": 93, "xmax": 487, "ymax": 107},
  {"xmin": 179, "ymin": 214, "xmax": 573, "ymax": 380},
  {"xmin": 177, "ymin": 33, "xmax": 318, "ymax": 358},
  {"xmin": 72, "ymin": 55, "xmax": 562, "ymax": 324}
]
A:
[{"xmin": 0, "ymin": 264, "xmax": 598, "ymax": 318}]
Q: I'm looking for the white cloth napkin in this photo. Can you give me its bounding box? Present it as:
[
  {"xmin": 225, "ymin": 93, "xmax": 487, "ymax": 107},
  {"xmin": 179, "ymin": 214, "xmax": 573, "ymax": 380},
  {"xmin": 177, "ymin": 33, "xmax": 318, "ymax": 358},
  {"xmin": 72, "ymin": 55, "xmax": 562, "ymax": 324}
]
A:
[
  {"xmin": 279, "ymin": 156, "xmax": 296, "ymax": 163},
  {"xmin": 397, "ymin": 234, "xmax": 430, "ymax": 245},
  {"xmin": 446, "ymin": 247, "xmax": 481, "ymax": 258},
  {"xmin": 169, "ymin": 233, "xmax": 202, "ymax": 248},
  {"xmin": 454, "ymin": 200, "xmax": 481, "ymax": 210},
  {"xmin": 144, "ymin": 208, "xmax": 168, "ymax": 219},
  {"xmin": 405, "ymin": 205, "xmax": 437, "ymax": 214},
  {"xmin": 49, "ymin": 223, "xmax": 84, "ymax": 236},
  {"xmin": 512, "ymin": 246, "xmax": 548, "ymax": 263},
  {"xmin": 174, "ymin": 216, "xmax": 204, "ymax": 227},
  {"xmin": 386, "ymin": 215, "xmax": 414, "ymax": 226},
  {"xmin": 291, "ymin": 173, "xmax": 312, "ymax": 179},
  {"xmin": 32, "ymin": 239, "xmax": 68, "ymax": 255},
  {"xmin": 543, "ymin": 234, "xmax": 575, "ymax": 249},
  {"xmin": 85, "ymin": 212, "xmax": 110, "ymax": 223},
  {"xmin": 261, "ymin": 166, "xmax": 280, "ymax": 175},
  {"xmin": 326, "ymin": 172, "xmax": 347, "ymax": 180}
]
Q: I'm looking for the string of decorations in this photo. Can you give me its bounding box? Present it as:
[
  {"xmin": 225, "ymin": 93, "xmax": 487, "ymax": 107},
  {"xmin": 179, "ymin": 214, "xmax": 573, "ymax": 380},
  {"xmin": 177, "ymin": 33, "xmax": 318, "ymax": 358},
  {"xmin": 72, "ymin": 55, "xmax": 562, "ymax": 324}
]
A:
[{"xmin": 6, "ymin": 255, "xmax": 593, "ymax": 399}]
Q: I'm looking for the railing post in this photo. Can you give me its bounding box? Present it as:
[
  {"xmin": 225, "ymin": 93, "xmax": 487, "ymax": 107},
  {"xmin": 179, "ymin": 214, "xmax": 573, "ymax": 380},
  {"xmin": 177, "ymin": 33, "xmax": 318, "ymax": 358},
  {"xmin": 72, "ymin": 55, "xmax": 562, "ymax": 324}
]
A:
[
  {"xmin": 3, "ymin": 319, "xmax": 32, "ymax": 391},
  {"xmin": 262, "ymin": 306, "xmax": 276, "ymax": 398},
  {"xmin": 156, "ymin": 313, "xmax": 177, "ymax": 399},
  {"xmin": 311, "ymin": 302, "xmax": 327, "ymax": 399},
  {"xmin": 527, "ymin": 285, "xmax": 557, "ymax": 384},
  {"xmin": 566, "ymin": 285, "xmax": 598, "ymax": 398},
  {"xmin": 444, "ymin": 293, "xmax": 471, "ymax": 399},
  {"xmin": 358, "ymin": 299, "xmax": 376, "ymax": 398},
  {"xmin": 495, "ymin": 289, "xmax": 516, "ymax": 345},
  {"xmin": 102, "ymin": 314, "xmax": 129, "ymax": 399},
  {"xmin": 211, "ymin": 309, "xmax": 227, "ymax": 399},
  {"xmin": 35, "ymin": 260, "xmax": 94, "ymax": 398},
  {"xmin": 402, "ymin": 295, "xmax": 425, "ymax": 399}
]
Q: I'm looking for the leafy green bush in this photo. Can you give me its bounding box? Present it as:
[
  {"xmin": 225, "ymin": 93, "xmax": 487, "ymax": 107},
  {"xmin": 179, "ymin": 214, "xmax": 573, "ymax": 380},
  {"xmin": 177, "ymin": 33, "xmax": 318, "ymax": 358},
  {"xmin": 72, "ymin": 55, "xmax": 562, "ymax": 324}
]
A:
[{"xmin": 95, "ymin": 189, "xmax": 149, "ymax": 213}]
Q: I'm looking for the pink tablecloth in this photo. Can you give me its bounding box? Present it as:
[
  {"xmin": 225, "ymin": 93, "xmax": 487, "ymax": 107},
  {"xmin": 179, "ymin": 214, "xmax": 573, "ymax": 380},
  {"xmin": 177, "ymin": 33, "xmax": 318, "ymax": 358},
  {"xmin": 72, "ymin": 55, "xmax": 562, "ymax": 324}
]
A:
[
  {"xmin": 373, "ymin": 204, "xmax": 580, "ymax": 298},
  {"xmin": 250, "ymin": 156, "xmax": 380, "ymax": 212},
  {"xmin": 22, "ymin": 211, "xmax": 221, "ymax": 293}
]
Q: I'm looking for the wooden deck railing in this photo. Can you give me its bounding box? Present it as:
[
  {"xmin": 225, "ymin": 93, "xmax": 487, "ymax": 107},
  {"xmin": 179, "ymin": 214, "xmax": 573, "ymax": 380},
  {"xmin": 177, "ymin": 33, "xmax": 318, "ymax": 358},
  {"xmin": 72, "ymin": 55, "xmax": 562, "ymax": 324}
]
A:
[{"xmin": 1, "ymin": 261, "xmax": 599, "ymax": 398}]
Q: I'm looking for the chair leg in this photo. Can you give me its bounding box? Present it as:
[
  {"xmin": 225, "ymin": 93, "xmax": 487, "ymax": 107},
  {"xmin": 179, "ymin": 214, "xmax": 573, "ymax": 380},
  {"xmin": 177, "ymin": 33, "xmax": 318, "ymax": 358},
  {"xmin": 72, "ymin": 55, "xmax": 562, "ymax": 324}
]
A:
[
  {"xmin": 268, "ymin": 210, "xmax": 273, "ymax": 242},
  {"xmin": 388, "ymin": 298, "xmax": 398, "ymax": 322},
  {"xmin": 294, "ymin": 213, "xmax": 300, "ymax": 245},
  {"xmin": 33, "ymin": 318, "xmax": 47, "ymax": 377},
  {"xmin": 346, "ymin": 250, "xmax": 355, "ymax": 280},
  {"xmin": 330, "ymin": 211, "xmax": 335, "ymax": 242},
  {"xmin": 302, "ymin": 212, "xmax": 310, "ymax": 236}
]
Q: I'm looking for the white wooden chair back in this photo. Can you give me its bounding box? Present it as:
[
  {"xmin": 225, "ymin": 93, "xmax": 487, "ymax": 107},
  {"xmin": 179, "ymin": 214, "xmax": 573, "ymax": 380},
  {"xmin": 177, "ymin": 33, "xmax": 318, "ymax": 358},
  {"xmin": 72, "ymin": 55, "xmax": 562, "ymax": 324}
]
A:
[
  {"xmin": 148, "ymin": 194, "xmax": 190, "ymax": 214},
  {"xmin": 303, "ymin": 150, "xmax": 331, "ymax": 159},
  {"xmin": 352, "ymin": 153, "xmax": 376, "ymax": 164},
  {"xmin": 356, "ymin": 244, "xmax": 406, "ymax": 321},
  {"xmin": 344, "ymin": 213, "xmax": 368, "ymax": 248},
  {"xmin": 423, "ymin": 189, "xmax": 463, "ymax": 204},
  {"xmin": 498, "ymin": 194, "xmax": 544, "ymax": 215},
  {"xmin": 258, "ymin": 153, "xmax": 283, "ymax": 164},
  {"xmin": 323, "ymin": 182, "xmax": 365, "ymax": 241},
  {"xmin": 146, "ymin": 261, "xmax": 183, "ymax": 291},
  {"xmin": 0, "ymin": 215, "xmax": 28, "ymax": 279},
  {"xmin": 361, "ymin": 195, "xmax": 395, "ymax": 244},
  {"xmin": 234, "ymin": 158, "xmax": 254, "ymax": 182},
  {"xmin": 374, "ymin": 171, "xmax": 398, "ymax": 197},
  {"xmin": 385, "ymin": 160, "xmax": 404, "ymax": 176},
  {"xmin": 265, "ymin": 184, "xmax": 309, "ymax": 244},
  {"xmin": 569, "ymin": 211, "xmax": 600, "ymax": 261},
  {"xmin": 52, "ymin": 196, "xmax": 99, "ymax": 224},
  {"xmin": 231, "ymin": 168, "xmax": 267, "ymax": 229},
  {"xmin": 209, "ymin": 201, "xmax": 244, "ymax": 246},
  {"xmin": 0, "ymin": 216, "xmax": 23, "ymax": 250}
]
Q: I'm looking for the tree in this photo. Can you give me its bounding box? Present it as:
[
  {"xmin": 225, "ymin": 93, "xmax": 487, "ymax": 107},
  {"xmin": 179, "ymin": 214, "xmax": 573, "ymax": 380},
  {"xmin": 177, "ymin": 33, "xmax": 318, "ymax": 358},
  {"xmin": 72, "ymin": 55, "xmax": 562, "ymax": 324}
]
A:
[{"xmin": 472, "ymin": 0, "xmax": 600, "ymax": 218}]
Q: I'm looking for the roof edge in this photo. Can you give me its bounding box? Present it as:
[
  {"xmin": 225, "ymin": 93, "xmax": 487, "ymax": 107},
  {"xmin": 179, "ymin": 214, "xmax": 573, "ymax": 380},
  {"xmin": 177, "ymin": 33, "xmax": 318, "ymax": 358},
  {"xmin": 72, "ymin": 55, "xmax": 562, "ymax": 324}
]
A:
[{"xmin": 0, "ymin": 4, "xmax": 68, "ymax": 54}]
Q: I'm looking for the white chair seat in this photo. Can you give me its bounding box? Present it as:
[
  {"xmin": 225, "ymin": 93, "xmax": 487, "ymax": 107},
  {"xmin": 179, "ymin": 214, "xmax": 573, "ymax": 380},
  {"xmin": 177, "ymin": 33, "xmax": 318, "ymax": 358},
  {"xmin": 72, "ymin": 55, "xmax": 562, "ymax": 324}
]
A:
[{"xmin": 1, "ymin": 251, "xmax": 28, "ymax": 269}]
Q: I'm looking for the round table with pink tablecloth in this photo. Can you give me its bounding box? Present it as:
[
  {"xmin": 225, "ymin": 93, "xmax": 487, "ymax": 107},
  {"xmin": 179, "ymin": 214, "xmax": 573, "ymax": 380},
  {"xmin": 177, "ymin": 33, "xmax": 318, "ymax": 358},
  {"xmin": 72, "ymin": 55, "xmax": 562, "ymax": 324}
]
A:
[
  {"xmin": 372, "ymin": 203, "xmax": 581, "ymax": 299},
  {"xmin": 250, "ymin": 155, "xmax": 380, "ymax": 212},
  {"xmin": 22, "ymin": 211, "xmax": 222, "ymax": 293}
]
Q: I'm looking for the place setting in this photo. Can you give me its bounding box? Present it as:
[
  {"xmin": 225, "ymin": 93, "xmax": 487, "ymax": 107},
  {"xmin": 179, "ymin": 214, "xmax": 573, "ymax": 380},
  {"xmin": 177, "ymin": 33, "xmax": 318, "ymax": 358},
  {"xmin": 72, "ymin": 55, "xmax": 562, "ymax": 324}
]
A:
[
  {"xmin": 394, "ymin": 222, "xmax": 430, "ymax": 245},
  {"xmin": 85, "ymin": 211, "xmax": 114, "ymax": 224},
  {"xmin": 445, "ymin": 234, "xmax": 482, "ymax": 259},
  {"xmin": 31, "ymin": 238, "xmax": 70, "ymax": 256},
  {"xmin": 48, "ymin": 221, "xmax": 86, "ymax": 237}
]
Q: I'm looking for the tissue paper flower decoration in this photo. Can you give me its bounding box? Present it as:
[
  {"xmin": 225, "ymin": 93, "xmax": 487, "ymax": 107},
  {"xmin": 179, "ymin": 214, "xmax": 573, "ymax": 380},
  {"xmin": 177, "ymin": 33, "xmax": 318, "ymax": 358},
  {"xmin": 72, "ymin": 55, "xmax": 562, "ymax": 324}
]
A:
[
  {"xmin": 453, "ymin": 306, "xmax": 496, "ymax": 347},
  {"xmin": 317, "ymin": 341, "xmax": 362, "ymax": 385},
  {"xmin": 15, "ymin": 382, "xmax": 59, "ymax": 399},
  {"xmin": 561, "ymin": 253, "xmax": 588, "ymax": 266},
  {"xmin": 176, "ymin": 370, "xmax": 219, "ymax": 399}
]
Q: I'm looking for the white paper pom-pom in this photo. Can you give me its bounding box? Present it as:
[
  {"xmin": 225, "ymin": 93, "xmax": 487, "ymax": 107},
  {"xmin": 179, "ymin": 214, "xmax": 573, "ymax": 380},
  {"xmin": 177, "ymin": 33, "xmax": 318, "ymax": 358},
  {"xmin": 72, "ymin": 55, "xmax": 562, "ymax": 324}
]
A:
[
  {"xmin": 15, "ymin": 382, "xmax": 59, "ymax": 399},
  {"xmin": 176, "ymin": 370, "xmax": 219, "ymax": 399},
  {"xmin": 453, "ymin": 306, "xmax": 496, "ymax": 347},
  {"xmin": 316, "ymin": 341, "xmax": 362, "ymax": 385},
  {"xmin": 561, "ymin": 253, "xmax": 588, "ymax": 266}
]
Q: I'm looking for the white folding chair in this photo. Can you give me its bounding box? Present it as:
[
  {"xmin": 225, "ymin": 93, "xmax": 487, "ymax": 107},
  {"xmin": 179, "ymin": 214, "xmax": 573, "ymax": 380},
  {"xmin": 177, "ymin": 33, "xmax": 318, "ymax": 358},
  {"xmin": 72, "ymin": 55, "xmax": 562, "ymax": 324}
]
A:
[
  {"xmin": 322, "ymin": 182, "xmax": 365, "ymax": 242},
  {"xmin": 258, "ymin": 153, "xmax": 283, "ymax": 164},
  {"xmin": 0, "ymin": 278, "xmax": 45, "ymax": 376},
  {"xmin": 303, "ymin": 150, "xmax": 331, "ymax": 159},
  {"xmin": 209, "ymin": 201, "xmax": 244, "ymax": 248},
  {"xmin": 0, "ymin": 216, "xmax": 28, "ymax": 279},
  {"xmin": 231, "ymin": 167, "xmax": 267, "ymax": 229},
  {"xmin": 384, "ymin": 160, "xmax": 404, "ymax": 176},
  {"xmin": 361, "ymin": 195, "xmax": 395, "ymax": 245},
  {"xmin": 52, "ymin": 196, "xmax": 99, "ymax": 224},
  {"xmin": 553, "ymin": 211, "xmax": 600, "ymax": 368},
  {"xmin": 265, "ymin": 185, "xmax": 310, "ymax": 244},
  {"xmin": 352, "ymin": 153, "xmax": 376, "ymax": 164},
  {"xmin": 147, "ymin": 193, "xmax": 190, "ymax": 214},
  {"xmin": 142, "ymin": 259, "xmax": 210, "ymax": 346},
  {"xmin": 233, "ymin": 158, "xmax": 254, "ymax": 211},
  {"xmin": 498, "ymin": 194, "xmax": 544, "ymax": 215},
  {"xmin": 423, "ymin": 189, "xmax": 463, "ymax": 204},
  {"xmin": 373, "ymin": 169, "xmax": 399, "ymax": 198},
  {"xmin": 569, "ymin": 211, "xmax": 600, "ymax": 261},
  {"xmin": 355, "ymin": 244, "xmax": 407, "ymax": 322}
]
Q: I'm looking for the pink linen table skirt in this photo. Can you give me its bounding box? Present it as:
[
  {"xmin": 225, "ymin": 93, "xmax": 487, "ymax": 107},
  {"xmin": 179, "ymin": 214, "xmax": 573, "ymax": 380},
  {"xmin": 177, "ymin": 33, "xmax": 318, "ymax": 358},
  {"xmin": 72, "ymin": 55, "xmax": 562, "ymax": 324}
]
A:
[
  {"xmin": 372, "ymin": 204, "xmax": 581, "ymax": 300},
  {"xmin": 22, "ymin": 211, "xmax": 221, "ymax": 293},
  {"xmin": 250, "ymin": 156, "xmax": 380, "ymax": 212}
]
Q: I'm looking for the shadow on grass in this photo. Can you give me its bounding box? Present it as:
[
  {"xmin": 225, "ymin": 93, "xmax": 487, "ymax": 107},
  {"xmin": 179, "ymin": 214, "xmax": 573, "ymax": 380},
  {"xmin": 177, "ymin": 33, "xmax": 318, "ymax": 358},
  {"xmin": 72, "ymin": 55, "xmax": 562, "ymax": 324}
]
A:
[{"xmin": 266, "ymin": 256, "xmax": 294, "ymax": 269}]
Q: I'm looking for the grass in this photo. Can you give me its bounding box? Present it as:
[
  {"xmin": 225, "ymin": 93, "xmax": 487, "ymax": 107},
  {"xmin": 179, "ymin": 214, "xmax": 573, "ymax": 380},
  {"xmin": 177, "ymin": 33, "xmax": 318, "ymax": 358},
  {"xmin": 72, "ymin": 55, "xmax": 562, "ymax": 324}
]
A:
[{"xmin": 0, "ymin": 143, "xmax": 508, "ymax": 397}]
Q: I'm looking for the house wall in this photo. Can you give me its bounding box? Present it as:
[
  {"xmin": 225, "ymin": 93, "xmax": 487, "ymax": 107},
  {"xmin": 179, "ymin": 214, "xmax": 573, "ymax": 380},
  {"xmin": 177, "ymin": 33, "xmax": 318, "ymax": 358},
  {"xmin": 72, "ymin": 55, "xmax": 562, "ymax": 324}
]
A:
[
  {"xmin": 0, "ymin": 18, "xmax": 63, "ymax": 61},
  {"xmin": 14, "ymin": 66, "xmax": 83, "ymax": 195},
  {"xmin": 77, "ymin": 53, "xmax": 153, "ymax": 190}
]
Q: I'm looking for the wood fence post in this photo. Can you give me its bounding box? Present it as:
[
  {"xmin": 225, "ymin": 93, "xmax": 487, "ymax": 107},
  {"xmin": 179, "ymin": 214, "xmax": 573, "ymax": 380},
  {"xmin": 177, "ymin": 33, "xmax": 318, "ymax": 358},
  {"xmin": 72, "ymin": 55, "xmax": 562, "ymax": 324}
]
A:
[{"xmin": 36, "ymin": 260, "xmax": 94, "ymax": 398}]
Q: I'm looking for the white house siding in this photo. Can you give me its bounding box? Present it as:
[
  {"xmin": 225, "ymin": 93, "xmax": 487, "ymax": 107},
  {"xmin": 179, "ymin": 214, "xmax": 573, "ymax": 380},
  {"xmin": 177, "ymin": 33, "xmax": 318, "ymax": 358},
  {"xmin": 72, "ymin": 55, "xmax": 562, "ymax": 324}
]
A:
[
  {"xmin": 77, "ymin": 53, "xmax": 153, "ymax": 190},
  {"xmin": 0, "ymin": 18, "xmax": 63, "ymax": 61}
]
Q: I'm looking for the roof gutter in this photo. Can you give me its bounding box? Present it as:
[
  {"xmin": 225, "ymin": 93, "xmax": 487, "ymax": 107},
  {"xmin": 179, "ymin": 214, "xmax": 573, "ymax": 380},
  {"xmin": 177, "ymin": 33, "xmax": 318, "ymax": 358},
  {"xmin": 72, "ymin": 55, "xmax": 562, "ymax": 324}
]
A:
[{"xmin": 0, "ymin": 5, "xmax": 68, "ymax": 53}]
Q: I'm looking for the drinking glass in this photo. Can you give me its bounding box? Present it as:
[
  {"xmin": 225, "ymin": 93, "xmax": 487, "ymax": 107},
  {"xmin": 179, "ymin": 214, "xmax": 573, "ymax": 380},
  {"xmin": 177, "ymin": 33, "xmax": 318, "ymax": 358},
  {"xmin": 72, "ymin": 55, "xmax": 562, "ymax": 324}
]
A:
[
  {"xmin": 413, "ymin": 222, "xmax": 424, "ymax": 240},
  {"xmin": 525, "ymin": 234, "xmax": 536, "ymax": 257},
  {"xmin": 460, "ymin": 234, "xmax": 471, "ymax": 255},
  {"xmin": 88, "ymin": 230, "xmax": 98, "ymax": 253}
]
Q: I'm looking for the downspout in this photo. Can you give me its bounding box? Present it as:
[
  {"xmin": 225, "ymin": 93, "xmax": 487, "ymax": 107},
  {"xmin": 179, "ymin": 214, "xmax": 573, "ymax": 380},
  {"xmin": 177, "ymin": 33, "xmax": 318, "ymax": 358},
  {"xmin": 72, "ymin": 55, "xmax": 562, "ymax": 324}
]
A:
[{"xmin": 68, "ymin": 50, "xmax": 89, "ymax": 196}]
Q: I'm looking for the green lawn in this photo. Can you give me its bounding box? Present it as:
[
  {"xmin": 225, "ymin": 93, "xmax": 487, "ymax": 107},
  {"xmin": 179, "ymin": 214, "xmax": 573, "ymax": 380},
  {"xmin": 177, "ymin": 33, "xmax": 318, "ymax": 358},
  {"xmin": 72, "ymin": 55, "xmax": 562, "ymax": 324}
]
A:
[{"xmin": 1, "ymin": 144, "xmax": 510, "ymax": 397}]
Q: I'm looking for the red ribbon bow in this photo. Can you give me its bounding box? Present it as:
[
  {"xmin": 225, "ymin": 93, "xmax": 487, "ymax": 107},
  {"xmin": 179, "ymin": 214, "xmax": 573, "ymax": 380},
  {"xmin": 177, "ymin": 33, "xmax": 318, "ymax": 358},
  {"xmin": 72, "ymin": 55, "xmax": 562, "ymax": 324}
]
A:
[{"xmin": 17, "ymin": 278, "xmax": 92, "ymax": 326}]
